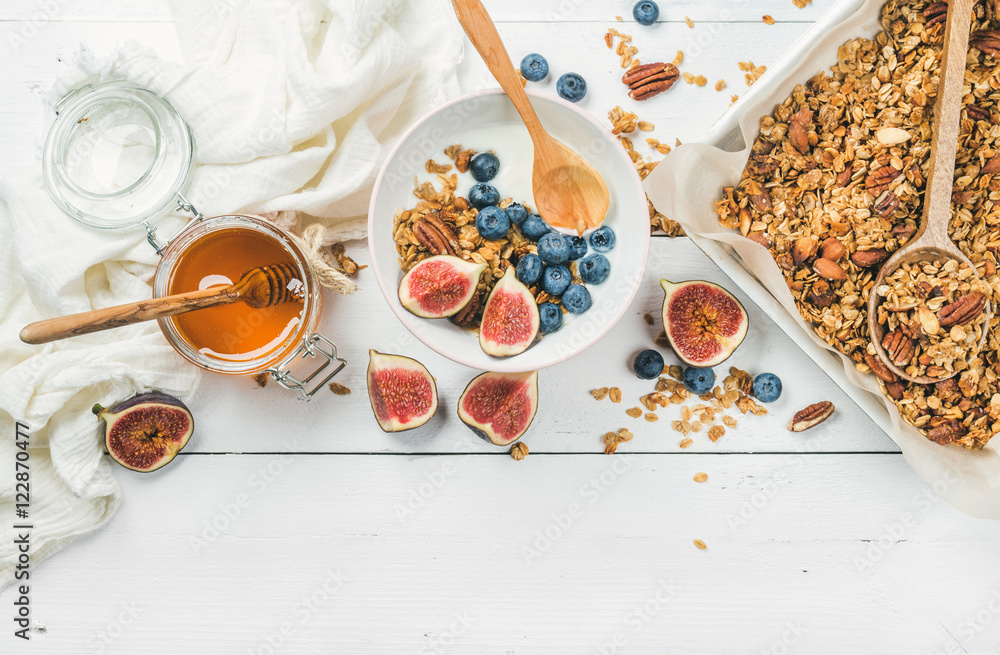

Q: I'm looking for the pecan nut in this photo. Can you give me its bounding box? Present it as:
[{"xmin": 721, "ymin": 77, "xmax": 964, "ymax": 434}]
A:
[
  {"xmin": 872, "ymin": 190, "xmax": 900, "ymax": 218},
  {"xmin": 412, "ymin": 221, "xmax": 457, "ymax": 256},
  {"xmin": 968, "ymin": 105, "xmax": 991, "ymax": 121},
  {"xmin": 937, "ymin": 291, "xmax": 987, "ymax": 328},
  {"xmin": 788, "ymin": 109, "xmax": 812, "ymax": 155},
  {"xmin": 813, "ymin": 258, "xmax": 847, "ymax": 281},
  {"xmin": 884, "ymin": 380, "xmax": 906, "ymax": 401},
  {"xmin": 787, "ymin": 401, "xmax": 835, "ymax": 432},
  {"xmin": 970, "ymin": 30, "xmax": 1000, "ymax": 57},
  {"xmin": 864, "ymin": 165, "xmax": 901, "ymax": 196},
  {"xmin": 864, "ymin": 351, "xmax": 899, "ymax": 383},
  {"xmin": 622, "ymin": 63, "xmax": 680, "ymax": 101},
  {"xmin": 807, "ymin": 279, "xmax": 835, "ymax": 308},
  {"xmin": 450, "ymin": 289, "xmax": 483, "ymax": 328},
  {"xmin": 881, "ymin": 329, "xmax": 915, "ymax": 367},
  {"xmin": 850, "ymin": 248, "xmax": 889, "ymax": 268},
  {"xmin": 424, "ymin": 211, "xmax": 461, "ymax": 254},
  {"xmin": 923, "ymin": 2, "xmax": 947, "ymax": 27}
]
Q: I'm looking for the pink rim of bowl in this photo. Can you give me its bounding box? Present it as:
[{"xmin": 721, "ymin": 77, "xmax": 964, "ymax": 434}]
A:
[{"xmin": 367, "ymin": 88, "xmax": 650, "ymax": 372}]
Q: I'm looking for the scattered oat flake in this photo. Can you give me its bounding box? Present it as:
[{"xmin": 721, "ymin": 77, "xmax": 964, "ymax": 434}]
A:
[
  {"xmin": 693, "ymin": 75, "xmax": 707, "ymax": 87},
  {"xmin": 672, "ymin": 50, "xmax": 684, "ymax": 65},
  {"xmin": 626, "ymin": 407, "xmax": 643, "ymax": 418},
  {"xmin": 644, "ymin": 413, "xmax": 659, "ymax": 422},
  {"xmin": 328, "ymin": 382, "xmax": 351, "ymax": 395},
  {"xmin": 763, "ymin": 15, "xmax": 775, "ymax": 24},
  {"xmin": 685, "ymin": 16, "xmax": 694, "ymax": 28},
  {"xmin": 609, "ymin": 387, "xmax": 623, "ymax": 403},
  {"xmin": 637, "ymin": 121, "xmax": 655, "ymax": 132},
  {"xmin": 723, "ymin": 415, "xmax": 738, "ymax": 428},
  {"xmin": 679, "ymin": 438, "xmax": 693, "ymax": 449},
  {"xmin": 682, "ymin": 72, "xmax": 695, "ymax": 85},
  {"xmin": 708, "ymin": 425, "xmax": 725, "ymax": 442},
  {"xmin": 694, "ymin": 539, "xmax": 707, "ymax": 550},
  {"xmin": 510, "ymin": 442, "xmax": 529, "ymax": 460},
  {"xmin": 616, "ymin": 15, "xmax": 622, "ymax": 21},
  {"xmin": 715, "ymin": 79, "xmax": 726, "ymax": 92},
  {"xmin": 730, "ymin": 94, "xmax": 739, "ymax": 105},
  {"xmin": 591, "ymin": 387, "xmax": 610, "ymax": 400},
  {"xmin": 693, "ymin": 472, "xmax": 708, "ymax": 483}
]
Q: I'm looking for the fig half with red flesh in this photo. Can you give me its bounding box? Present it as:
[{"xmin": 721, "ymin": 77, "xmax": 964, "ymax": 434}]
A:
[
  {"xmin": 93, "ymin": 392, "xmax": 194, "ymax": 472},
  {"xmin": 398, "ymin": 255, "xmax": 486, "ymax": 318},
  {"xmin": 458, "ymin": 370, "xmax": 538, "ymax": 446},
  {"xmin": 660, "ymin": 279, "xmax": 748, "ymax": 368},
  {"xmin": 479, "ymin": 266, "xmax": 540, "ymax": 357},
  {"xmin": 367, "ymin": 350, "xmax": 438, "ymax": 432}
]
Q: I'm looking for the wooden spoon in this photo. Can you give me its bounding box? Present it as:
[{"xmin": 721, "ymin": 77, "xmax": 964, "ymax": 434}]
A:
[
  {"xmin": 19, "ymin": 262, "xmax": 303, "ymax": 345},
  {"xmin": 867, "ymin": 0, "xmax": 990, "ymax": 384},
  {"xmin": 452, "ymin": 0, "xmax": 610, "ymax": 235}
]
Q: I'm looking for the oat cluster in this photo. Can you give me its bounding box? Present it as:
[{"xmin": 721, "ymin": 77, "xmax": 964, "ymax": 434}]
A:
[
  {"xmin": 715, "ymin": 0, "xmax": 1000, "ymax": 449},
  {"xmin": 593, "ymin": 366, "xmax": 767, "ymax": 453},
  {"xmin": 876, "ymin": 259, "xmax": 989, "ymax": 379}
]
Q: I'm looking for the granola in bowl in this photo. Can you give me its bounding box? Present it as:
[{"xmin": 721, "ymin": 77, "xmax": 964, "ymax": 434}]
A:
[
  {"xmin": 874, "ymin": 259, "xmax": 990, "ymax": 380},
  {"xmin": 715, "ymin": 0, "xmax": 1000, "ymax": 449}
]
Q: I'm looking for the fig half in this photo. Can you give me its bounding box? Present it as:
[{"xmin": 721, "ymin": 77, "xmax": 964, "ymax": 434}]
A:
[
  {"xmin": 399, "ymin": 255, "xmax": 486, "ymax": 318},
  {"xmin": 93, "ymin": 392, "xmax": 194, "ymax": 472},
  {"xmin": 458, "ymin": 370, "xmax": 538, "ymax": 446},
  {"xmin": 660, "ymin": 279, "xmax": 748, "ymax": 368},
  {"xmin": 479, "ymin": 266, "xmax": 540, "ymax": 357},
  {"xmin": 366, "ymin": 350, "xmax": 438, "ymax": 432}
]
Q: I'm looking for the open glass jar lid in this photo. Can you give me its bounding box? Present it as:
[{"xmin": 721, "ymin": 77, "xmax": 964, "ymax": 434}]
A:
[{"xmin": 42, "ymin": 81, "xmax": 194, "ymax": 230}]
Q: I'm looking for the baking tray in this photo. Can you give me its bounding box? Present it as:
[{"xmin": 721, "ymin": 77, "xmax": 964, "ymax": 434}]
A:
[{"xmin": 645, "ymin": 0, "xmax": 1000, "ymax": 518}]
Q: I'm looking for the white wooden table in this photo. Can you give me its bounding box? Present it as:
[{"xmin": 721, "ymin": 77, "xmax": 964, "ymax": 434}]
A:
[{"xmin": 5, "ymin": 1, "xmax": 1000, "ymax": 652}]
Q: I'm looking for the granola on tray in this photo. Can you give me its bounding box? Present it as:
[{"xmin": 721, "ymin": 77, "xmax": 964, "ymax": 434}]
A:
[{"xmin": 715, "ymin": 0, "xmax": 1000, "ymax": 449}]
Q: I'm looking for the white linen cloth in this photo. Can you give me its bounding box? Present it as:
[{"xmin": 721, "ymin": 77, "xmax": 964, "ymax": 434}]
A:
[{"xmin": 0, "ymin": 0, "xmax": 463, "ymax": 589}]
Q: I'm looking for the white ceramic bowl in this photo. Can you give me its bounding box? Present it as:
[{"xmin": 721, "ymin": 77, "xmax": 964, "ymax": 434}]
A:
[{"xmin": 368, "ymin": 89, "xmax": 649, "ymax": 372}]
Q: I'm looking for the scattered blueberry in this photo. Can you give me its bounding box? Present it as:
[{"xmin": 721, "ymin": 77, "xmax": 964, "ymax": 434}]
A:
[
  {"xmin": 515, "ymin": 253, "xmax": 543, "ymax": 286},
  {"xmin": 542, "ymin": 264, "xmax": 572, "ymax": 297},
  {"xmin": 521, "ymin": 214, "xmax": 551, "ymax": 241},
  {"xmin": 752, "ymin": 373, "xmax": 783, "ymax": 403},
  {"xmin": 562, "ymin": 284, "xmax": 592, "ymax": 314},
  {"xmin": 470, "ymin": 152, "xmax": 500, "ymax": 182},
  {"xmin": 633, "ymin": 349, "xmax": 665, "ymax": 380},
  {"xmin": 589, "ymin": 226, "xmax": 616, "ymax": 252},
  {"xmin": 682, "ymin": 367, "xmax": 716, "ymax": 395},
  {"xmin": 475, "ymin": 205, "xmax": 510, "ymax": 240},
  {"xmin": 568, "ymin": 236, "xmax": 588, "ymax": 260},
  {"xmin": 537, "ymin": 233, "xmax": 571, "ymax": 265},
  {"xmin": 469, "ymin": 183, "xmax": 500, "ymax": 209},
  {"xmin": 538, "ymin": 302, "xmax": 563, "ymax": 333},
  {"xmin": 557, "ymin": 73, "xmax": 587, "ymax": 103},
  {"xmin": 519, "ymin": 53, "xmax": 549, "ymax": 82},
  {"xmin": 632, "ymin": 0, "xmax": 659, "ymax": 26},
  {"xmin": 579, "ymin": 253, "xmax": 610, "ymax": 284},
  {"xmin": 507, "ymin": 202, "xmax": 528, "ymax": 226}
]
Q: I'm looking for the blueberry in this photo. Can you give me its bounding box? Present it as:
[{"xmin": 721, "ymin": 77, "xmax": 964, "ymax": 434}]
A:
[
  {"xmin": 521, "ymin": 214, "xmax": 551, "ymax": 241},
  {"xmin": 589, "ymin": 226, "xmax": 616, "ymax": 252},
  {"xmin": 519, "ymin": 53, "xmax": 549, "ymax": 82},
  {"xmin": 507, "ymin": 202, "xmax": 528, "ymax": 226},
  {"xmin": 557, "ymin": 73, "xmax": 587, "ymax": 103},
  {"xmin": 515, "ymin": 253, "xmax": 543, "ymax": 286},
  {"xmin": 632, "ymin": 0, "xmax": 659, "ymax": 26},
  {"xmin": 752, "ymin": 372, "xmax": 783, "ymax": 403},
  {"xmin": 538, "ymin": 302, "xmax": 563, "ymax": 333},
  {"xmin": 470, "ymin": 152, "xmax": 499, "ymax": 182},
  {"xmin": 562, "ymin": 284, "xmax": 592, "ymax": 314},
  {"xmin": 469, "ymin": 183, "xmax": 500, "ymax": 209},
  {"xmin": 542, "ymin": 265, "xmax": 571, "ymax": 297},
  {"xmin": 475, "ymin": 205, "xmax": 510, "ymax": 241},
  {"xmin": 682, "ymin": 367, "xmax": 716, "ymax": 395},
  {"xmin": 568, "ymin": 236, "xmax": 588, "ymax": 260},
  {"xmin": 633, "ymin": 349, "xmax": 665, "ymax": 380},
  {"xmin": 579, "ymin": 253, "xmax": 610, "ymax": 284},
  {"xmin": 537, "ymin": 233, "xmax": 571, "ymax": 265}
]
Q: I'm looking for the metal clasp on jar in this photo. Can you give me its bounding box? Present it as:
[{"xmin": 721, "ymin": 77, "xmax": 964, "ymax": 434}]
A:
[{"xmin": 266, "ymin": 333, "xmax": 347, "ymax": 401}]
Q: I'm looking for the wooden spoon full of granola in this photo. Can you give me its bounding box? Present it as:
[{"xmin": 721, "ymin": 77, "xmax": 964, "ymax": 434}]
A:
[
  {"xmin": 868, "ymin": 0, "xmax": 991, "ymax": 385},
  {"xmin": 451, "ymin": 0, "xmax": 610, "ymax": 235}
]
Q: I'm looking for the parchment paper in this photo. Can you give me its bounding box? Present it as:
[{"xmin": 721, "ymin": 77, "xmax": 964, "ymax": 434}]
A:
[{"xmin": 645, "ymin": 0, "xmax": 1000, "ymax": 519}]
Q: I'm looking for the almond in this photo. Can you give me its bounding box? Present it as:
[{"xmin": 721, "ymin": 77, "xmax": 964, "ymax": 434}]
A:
[
  {"xmin": 792, "ymin": 236, "xmax": 818, "ymax": 265},
  {"xmin": 850, "ymin": 248, "xmax": 889, "ymax": 268},
  {"xmin": 876, "ymin": 127, "xmax": 911, "ymax": 145},
  {"xmin": 813, "ymin": 258, "xmax": 847, "ymax": 281},
  {"xmin": 819, "ymin": 237, "xmax": 846, "ymax": 262}
]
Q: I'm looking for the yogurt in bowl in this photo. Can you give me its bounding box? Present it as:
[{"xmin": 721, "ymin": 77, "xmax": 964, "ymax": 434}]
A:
[{"xmin": 368, "ymin": 89, "xmax": 649, "ymax": 372}]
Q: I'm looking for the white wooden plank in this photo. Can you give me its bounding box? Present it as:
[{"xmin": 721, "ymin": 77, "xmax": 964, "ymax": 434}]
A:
[
  {"xmin": 0, "ymin": 0, "xmax": 837, "ymax": 24},
  {"xmin": 186, "ymin": 238, "xmax": 894, "ymax": 454},
  {"xmin": 20, "ymin": 454, "xmax": 1000, "ymax": 653}
]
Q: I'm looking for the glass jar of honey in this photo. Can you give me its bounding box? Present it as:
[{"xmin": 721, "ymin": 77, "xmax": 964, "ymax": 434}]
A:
[{"xmin": 42, "ymin": 82, "xmax": 345, "ymax": 400}]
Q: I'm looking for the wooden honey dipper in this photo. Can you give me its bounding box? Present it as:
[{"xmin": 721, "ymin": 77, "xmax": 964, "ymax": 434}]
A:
[{"xmin": 19, "ymin": 262, "xmax": 303, "ymax": 345}]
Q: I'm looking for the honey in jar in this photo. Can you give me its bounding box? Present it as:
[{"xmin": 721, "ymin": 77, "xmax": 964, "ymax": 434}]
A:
[{"xmin": 167, "ymin": 227, "xmax": 305, "ymax": 362}]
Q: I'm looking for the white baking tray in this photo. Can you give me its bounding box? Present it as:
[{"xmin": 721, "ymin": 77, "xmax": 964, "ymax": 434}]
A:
[{"xmin": 645, "ymin": 0, "xmax": 1000, "ymax": 518}]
